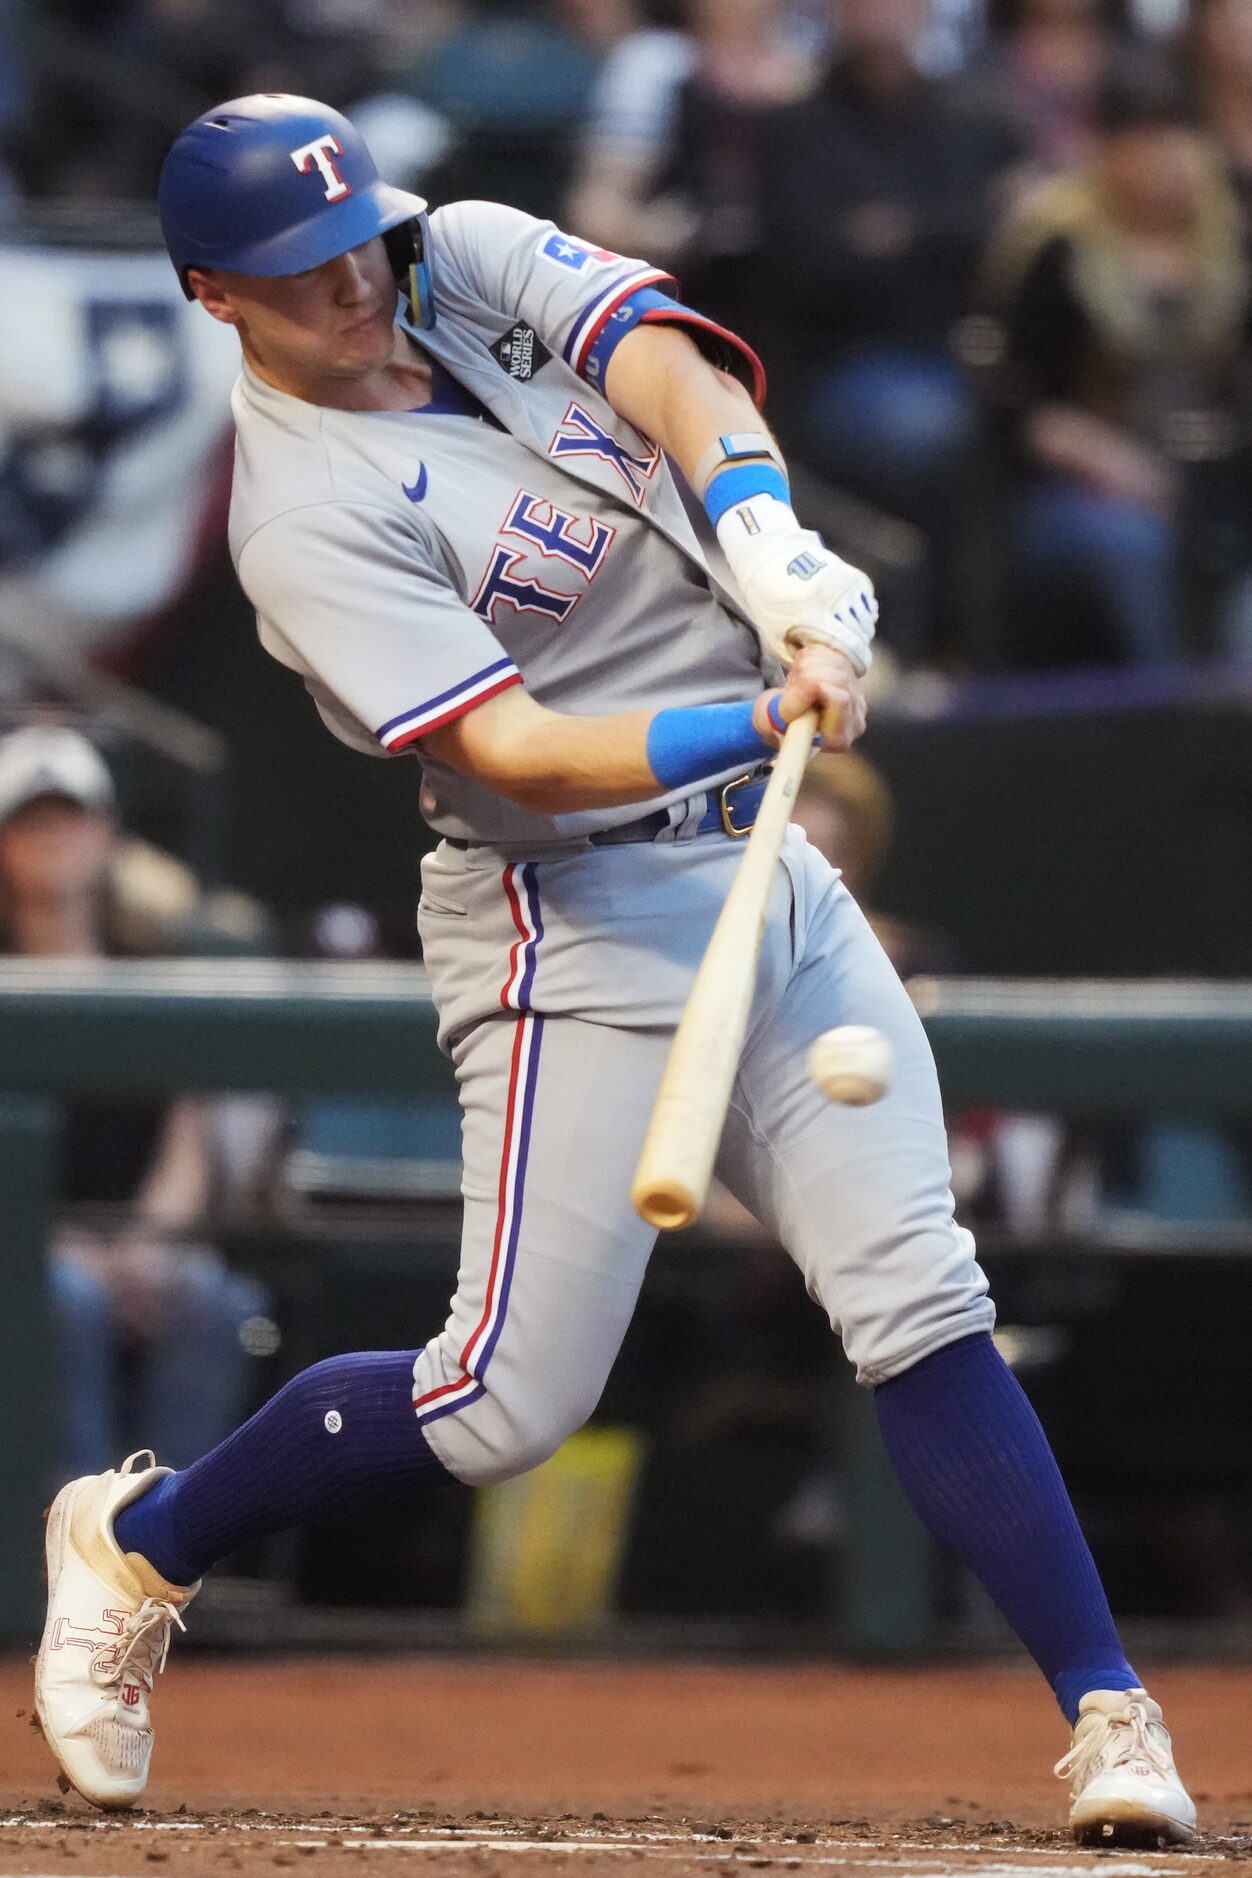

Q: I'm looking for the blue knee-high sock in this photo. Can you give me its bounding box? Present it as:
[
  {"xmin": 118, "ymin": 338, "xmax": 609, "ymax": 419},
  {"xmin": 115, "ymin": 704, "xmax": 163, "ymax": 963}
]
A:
[
  {"xmin": 874, "ymin": 1333, "xmax": 1137, "ymax": 1725},
  {"xmin": 113, "ymin": 1351, "xmax": 452, "ymax": 1585}
]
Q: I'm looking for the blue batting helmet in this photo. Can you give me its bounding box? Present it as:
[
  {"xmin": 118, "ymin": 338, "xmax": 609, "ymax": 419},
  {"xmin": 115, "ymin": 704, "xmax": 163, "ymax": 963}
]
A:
[{"xmin": 158, "ymin": 94, "xmax": 430, "ymax": 303}]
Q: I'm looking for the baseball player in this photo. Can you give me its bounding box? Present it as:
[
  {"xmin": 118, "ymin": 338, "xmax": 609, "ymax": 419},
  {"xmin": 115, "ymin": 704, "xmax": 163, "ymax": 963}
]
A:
[{"xmin": 36, "ymin": 95, "xmax": 1194, "ymax": 1843}]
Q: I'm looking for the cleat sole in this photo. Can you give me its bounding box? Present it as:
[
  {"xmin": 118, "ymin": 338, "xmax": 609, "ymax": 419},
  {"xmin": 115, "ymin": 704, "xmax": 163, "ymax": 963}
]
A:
[{"xmin": 1071, "ymin": 1796, "xmax": 1196, "ymax": 1848}]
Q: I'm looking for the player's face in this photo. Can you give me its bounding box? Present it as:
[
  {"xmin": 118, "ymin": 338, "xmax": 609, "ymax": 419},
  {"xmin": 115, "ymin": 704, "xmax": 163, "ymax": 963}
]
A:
[{"xmin": 190, "ymin": 237, "xmax": 400, "ymax": 390}]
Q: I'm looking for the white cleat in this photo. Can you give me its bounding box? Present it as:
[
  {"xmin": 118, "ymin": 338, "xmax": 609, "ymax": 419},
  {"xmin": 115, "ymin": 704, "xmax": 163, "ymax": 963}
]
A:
[
  {"xmin": 1055, "ymin": 1687, "xmax": 1197, "ymax": 1846},
  {"xmin": 34, "ymin": 1451, "xmax": 198, "ymax": 1809}
]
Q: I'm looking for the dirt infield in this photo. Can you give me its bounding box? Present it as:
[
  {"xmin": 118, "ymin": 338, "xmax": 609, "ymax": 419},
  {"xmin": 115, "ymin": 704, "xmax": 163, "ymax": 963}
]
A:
[{"xmin": 2, "ymin": 1659, "xmax": 1249, "ymax": 1878}]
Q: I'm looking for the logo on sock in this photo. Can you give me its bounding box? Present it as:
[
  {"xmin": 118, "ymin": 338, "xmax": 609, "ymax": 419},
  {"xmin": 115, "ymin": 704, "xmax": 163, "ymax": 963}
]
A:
[{"xmin": 324, "ymin": 1410, "xmax": 343, "ymax": 1434}]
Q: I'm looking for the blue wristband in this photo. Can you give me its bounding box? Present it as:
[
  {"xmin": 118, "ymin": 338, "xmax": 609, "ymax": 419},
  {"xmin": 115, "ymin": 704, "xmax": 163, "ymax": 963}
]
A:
[
  {"xmin": 767, "ymin": 693, "xmax": 787, "ymax": 736},
  {"xmin": 703, "ymin": 462, "xmax": 790, "ymax": 529},
  {"xmin": 646, "ymin": 700, "xmax": 773, "ymax": 791}
]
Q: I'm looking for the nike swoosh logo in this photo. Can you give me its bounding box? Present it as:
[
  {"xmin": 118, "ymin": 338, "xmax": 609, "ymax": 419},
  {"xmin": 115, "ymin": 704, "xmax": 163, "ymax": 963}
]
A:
[{"xmin": 402, "ymin": 463, "xmax": 428, "ymax": 503}]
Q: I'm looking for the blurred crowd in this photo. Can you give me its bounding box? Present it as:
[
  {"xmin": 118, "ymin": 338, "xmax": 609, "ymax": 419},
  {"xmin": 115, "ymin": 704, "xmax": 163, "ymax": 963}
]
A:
[
  {"xmin": 0, "ymin": 722, "xmax": 276, "ymax": 1484},
  {"xmin": 5, "ymin": 0, "xmax": 1252, "ymax": 670}
]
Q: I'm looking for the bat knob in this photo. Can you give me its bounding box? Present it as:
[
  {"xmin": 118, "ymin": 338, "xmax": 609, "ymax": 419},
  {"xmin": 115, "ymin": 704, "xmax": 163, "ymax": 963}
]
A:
[{"xmin": 632, "ymin": 1178, "xmax": 698, "ymax": 1232}]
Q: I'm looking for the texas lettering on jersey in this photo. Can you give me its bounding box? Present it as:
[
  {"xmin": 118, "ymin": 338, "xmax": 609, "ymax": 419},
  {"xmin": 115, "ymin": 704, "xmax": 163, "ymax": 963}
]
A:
[
  {"xmin": 549, "ymin": 403, "xmax": 660, "ymax": 508},
  {"xmin": 231, "ymin": 199, "xmax": 771, "ymax": 848},
  {"xmin": 470, "ymin": 491, "xmax": 616, "ymax": 627}
]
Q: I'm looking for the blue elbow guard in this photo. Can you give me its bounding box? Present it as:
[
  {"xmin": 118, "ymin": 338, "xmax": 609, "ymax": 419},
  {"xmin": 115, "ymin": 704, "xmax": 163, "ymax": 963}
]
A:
[{"xmin": 646, "ymin": 700, "xmax": 773, "ymax": 791}]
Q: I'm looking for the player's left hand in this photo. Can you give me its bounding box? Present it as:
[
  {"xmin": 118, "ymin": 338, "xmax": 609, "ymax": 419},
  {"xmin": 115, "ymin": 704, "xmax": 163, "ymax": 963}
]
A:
[
  {"xmin": 754, "ymin": 644, "xmax": 867, "ymax": 753},
  {"xmin": 724, "ymin": 524, "xmax": 878, "ymax": 675}
]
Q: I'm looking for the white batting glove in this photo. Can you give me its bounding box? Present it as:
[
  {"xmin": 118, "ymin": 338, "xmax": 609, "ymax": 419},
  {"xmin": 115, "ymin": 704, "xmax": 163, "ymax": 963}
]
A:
[{"xmin": 715, "ymin": 494, "xmax": 877, "ymax": 674}]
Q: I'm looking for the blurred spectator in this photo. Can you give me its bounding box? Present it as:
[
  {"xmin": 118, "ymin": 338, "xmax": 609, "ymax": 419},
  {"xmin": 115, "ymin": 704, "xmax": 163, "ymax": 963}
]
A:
[
  {"xmin": 919, "ymin": 0, "xmax": 988, "ymax": 74},
  {"xmin": 1132, "ymin": 0, "xmax": 1185, "ymax": 31},
  {"xmin": 412, "ymin": 3, "xmax": 600, "ymax": 130},
  {"xmin": 0, "ymin": 724, "xmax": 270, "ymax": 1478},
  {"xmin": 0, "ymin": 0, "xmax": 29, "ymax": 137},
  {"xmin": 790, "ymin": 750, "xmax": 944, "ymax": 980},
  {"xmin": 758, "ymin": 0, "xmax": 1029, "ymax": 656},
  {"xmin": 400, "ymin": 0, "xmax": 620, "ymax": 213},
  {"xmin": 14, "ymin": 0, "xmax": 286, "ymax": 198},
  {"xmin": 347, "ymin": 93, "xmax": 458, "ymax": 198},
  {"xmin": 986, "ymin": 55, "xmax": 1252, "ymax": 665},
  {"xmin": 793, "ymin": 752, "xmax": 895, "ymax": 898},
  {"xmin": 10, "ymin": 0, "xmax": 419, "ymax": 199},
  {"xmin": 0, "ymin": 141, "xmax": 19, "ymax": 230},
  {"xmin": 557, "ymin": 0, "xmax": 642, "ymax": 54},
  {"xmin": 981, "ymin": 0, "xmax": 1130, "ymax": 172},
  {"xmin": 1189, "ymin": 0, "xmax": 1252, "ymax": 229},
  {"xmin": 567, "ymin": 0, "xmax": 813, "ymax": 338},
  {"xmin": 567, "ymin": 7, "xmax": 693, "ymax": 246}
]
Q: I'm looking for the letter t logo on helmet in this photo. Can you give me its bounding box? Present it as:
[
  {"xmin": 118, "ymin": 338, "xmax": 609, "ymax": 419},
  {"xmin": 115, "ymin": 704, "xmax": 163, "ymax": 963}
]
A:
[
  {"xmin": 158, "ymin": 93, "xmax": 433, "ymax": 324},
  {"xmin": 290, "ymin": 134, "xmax": 352, "ymax": 203}
]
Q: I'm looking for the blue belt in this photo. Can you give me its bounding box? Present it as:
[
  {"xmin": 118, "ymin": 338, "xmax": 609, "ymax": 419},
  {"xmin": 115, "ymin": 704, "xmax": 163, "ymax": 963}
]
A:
[{"xmin": 589, "ymin": 767, "xmax": 770, "ymax": 847}]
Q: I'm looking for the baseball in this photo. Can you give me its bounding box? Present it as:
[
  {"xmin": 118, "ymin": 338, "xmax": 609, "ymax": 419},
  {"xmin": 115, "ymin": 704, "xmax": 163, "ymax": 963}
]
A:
[{"xmin": 808, "ymin": 1025, "xmax": 894, "ymax": 1106}]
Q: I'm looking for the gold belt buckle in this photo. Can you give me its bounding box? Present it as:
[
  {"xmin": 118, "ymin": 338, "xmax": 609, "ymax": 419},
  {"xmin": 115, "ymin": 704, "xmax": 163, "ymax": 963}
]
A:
[{"xmin": 720, "ymin": 772, "xmax": 757, "ymax": 838}]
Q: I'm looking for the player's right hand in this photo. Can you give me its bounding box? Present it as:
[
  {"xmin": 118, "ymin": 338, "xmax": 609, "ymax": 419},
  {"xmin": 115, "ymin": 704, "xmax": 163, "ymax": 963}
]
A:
[{"xmin": 753, "ymin": 644, "xmax": 867, "ymax": 753}]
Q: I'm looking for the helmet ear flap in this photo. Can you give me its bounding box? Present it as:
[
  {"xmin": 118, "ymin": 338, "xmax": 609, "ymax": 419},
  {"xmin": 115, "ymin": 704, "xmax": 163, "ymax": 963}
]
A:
[{"xmin": 384, "ymin": 216, "xmax": 435, "ymax": 330}]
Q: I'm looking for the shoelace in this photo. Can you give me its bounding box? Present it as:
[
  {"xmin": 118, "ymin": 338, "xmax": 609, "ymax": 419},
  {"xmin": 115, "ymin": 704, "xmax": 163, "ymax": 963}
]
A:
[
  {"xmin": 1054, "ymin": 1703, "xmax": 1174, "ymax": 1787},
  {"xmin": 89, "ymin": 1598, "xmax": 186, "ymax": 1695}
]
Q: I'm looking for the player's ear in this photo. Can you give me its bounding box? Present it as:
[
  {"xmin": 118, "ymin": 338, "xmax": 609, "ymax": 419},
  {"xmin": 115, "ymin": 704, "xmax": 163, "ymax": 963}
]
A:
[{"xmin": 187, "ymin": 268, "xmax": 243, "ymax": 326}]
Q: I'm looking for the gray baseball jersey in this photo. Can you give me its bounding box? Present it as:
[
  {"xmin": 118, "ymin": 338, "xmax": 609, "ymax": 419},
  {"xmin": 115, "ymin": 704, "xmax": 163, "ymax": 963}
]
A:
[
  {"xmin": 223, "ymin": 199, "xmax": 989, "ymax": 1474},
  {"xmin": 230, "ymin": 199, "xmax": 779, "ymax": 848}
]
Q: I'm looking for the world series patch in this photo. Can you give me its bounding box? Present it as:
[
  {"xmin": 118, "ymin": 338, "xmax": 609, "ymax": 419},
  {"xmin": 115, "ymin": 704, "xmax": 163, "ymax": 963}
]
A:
[{"xmin": 491, "ymin": 324, "xmax": 549, "ymax": 382}]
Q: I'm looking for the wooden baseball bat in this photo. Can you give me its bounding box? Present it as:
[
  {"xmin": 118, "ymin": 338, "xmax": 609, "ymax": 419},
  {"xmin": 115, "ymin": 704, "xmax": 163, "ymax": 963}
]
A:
[{"xmin": 631, "ymin": 707, "xmax": 820, "ymax": 1230}]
